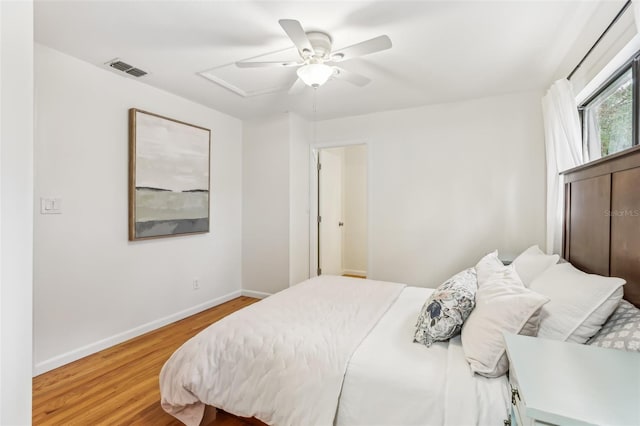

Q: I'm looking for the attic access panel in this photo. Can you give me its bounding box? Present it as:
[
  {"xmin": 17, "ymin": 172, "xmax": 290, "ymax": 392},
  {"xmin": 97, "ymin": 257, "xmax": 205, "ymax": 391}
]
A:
[{"xmin": 199, "ymin": 48, "xmax": 300, "ymax": 97}]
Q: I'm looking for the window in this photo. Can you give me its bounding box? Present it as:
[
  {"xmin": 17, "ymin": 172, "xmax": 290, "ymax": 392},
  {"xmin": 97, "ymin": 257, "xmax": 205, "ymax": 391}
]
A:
[
  {"xmin": 582, "ymin": 69, "xmax": 632, "ymax": 159},
  {"xmin": 580, "ymin": 54, "xmax": 639, "ymax": 161}
]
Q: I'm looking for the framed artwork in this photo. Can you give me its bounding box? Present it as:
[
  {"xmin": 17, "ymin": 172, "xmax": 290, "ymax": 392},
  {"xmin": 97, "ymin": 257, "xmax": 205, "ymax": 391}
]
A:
[{"xmin": 128, "ymin": 108, "xmax": 211, "ymax": 240}]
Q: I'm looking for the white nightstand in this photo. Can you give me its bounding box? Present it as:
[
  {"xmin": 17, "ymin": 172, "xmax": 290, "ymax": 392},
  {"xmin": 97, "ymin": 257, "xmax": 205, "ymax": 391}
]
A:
[{"xmin": 503, "ymin": 333, "xmax": 640, "ymax": 426}]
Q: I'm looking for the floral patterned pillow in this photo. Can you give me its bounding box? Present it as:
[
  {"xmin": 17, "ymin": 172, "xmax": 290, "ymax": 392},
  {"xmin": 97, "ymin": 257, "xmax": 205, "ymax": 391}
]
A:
[
  {"xmin": 587, "ymin": 300, "xmax": 640, "ymax": 352},
  {"xmin": 414, "ymin": 268, "xmax": 477, "ymax": 347}
]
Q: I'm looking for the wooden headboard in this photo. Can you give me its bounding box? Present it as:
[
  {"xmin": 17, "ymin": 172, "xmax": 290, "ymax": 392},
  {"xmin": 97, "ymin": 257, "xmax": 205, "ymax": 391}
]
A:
[{"xmin": 561, "ymin": 145, "xmax": 640, "ymax": 308}]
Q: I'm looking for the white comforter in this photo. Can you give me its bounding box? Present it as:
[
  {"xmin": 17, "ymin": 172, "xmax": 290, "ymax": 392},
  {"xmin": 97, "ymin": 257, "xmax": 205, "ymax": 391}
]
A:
[
  {"xmin": 336, "ymin": 286, "xmax": 510, "ymax": 426},
  {"xmin": 160, "ymin": 275, "xmax": 405, "ymax": 426}
]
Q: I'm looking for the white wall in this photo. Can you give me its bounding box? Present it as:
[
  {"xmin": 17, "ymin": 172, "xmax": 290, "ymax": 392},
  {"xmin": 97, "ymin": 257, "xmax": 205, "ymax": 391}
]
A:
[
  {"xmin": 242, "ymin": 113, "xmax": 312, "ymax": 294},
  {"xmin": 242, "ymin": 115, "xmax": 290, "ymax": 295},
  {"xmin": 34, "ymin": 44, "xmax": 243, "ymax": 374},
  {"xmin": 342, "ymin": 145, "xmax": 367, "ymax": 275},
  {"xmin": 316, "ymin": 91, "xmax": 546, "ymax": 287},
  {"xmin": 289, "ymin": 113, "xmax": 311, "ymax": 285},
  {"xmin": 1, "ymin": 1, "xmax": 34, "ymax": 422}
]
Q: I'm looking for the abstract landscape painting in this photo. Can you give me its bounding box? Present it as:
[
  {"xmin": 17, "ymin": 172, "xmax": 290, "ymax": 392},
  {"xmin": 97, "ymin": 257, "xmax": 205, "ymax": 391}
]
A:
[{"xmin": 129, "ymin": 109, "xmax": 210, "ymax": 240}]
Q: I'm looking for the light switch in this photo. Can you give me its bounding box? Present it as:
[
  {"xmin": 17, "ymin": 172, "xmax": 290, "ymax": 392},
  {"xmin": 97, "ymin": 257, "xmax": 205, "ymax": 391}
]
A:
[{"xmin": 41, "ymin": 197, "xmax": 62, "ymax": 214}]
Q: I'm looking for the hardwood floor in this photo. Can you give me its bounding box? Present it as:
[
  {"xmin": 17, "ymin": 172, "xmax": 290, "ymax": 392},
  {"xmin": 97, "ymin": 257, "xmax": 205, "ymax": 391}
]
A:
[{"xmin": 33, "ymin": 296, "xmax": 260, "ymax": 425}]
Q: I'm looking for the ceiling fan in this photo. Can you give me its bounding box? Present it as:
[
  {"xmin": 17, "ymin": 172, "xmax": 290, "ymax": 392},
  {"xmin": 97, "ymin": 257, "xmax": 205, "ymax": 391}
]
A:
[{"xmin": 235, "ymin": 19, "xmax": 392, "ymax": 93}]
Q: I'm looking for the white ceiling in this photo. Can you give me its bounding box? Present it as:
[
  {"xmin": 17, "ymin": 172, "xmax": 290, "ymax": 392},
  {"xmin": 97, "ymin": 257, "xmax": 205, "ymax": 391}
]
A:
[{"xmin": 35, "ymin": 0, "xmax": 626, "ymax": 120}]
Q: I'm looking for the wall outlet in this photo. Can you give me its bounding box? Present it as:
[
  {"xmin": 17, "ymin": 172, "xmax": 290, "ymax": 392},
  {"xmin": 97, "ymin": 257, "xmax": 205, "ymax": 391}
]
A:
[
  {"xmin": 40, "ymin": 197, "xmax": 62, "ymax": 214},
  {"xmin": 192, "ymin": 279, "xmax": 200, "ymax": 290}
]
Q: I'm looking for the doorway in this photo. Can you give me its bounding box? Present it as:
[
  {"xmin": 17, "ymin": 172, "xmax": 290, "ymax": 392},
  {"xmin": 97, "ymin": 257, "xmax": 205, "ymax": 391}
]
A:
[{"xmin": 316, "ymin": 144, "xmax": 368, "ymax": 277}]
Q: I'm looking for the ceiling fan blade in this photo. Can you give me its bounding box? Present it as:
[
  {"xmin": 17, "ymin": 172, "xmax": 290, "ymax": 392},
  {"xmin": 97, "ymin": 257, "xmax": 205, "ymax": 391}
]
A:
[
  {"xmin": 333, "ymin": 67, "xmax": 371, "ymax": 87},
  {"xmin": 279, "ymin": 19, "xmax": 315, "ymax": 56},
  {"xmin": 331, "ymin": 35, "xmax": 392, "ymax": 62},
  {"xmin": 288, "ymin": 78, "xmax": 306, "ymax": 95},
  {"xmin": 236, "ymin": 60, "xmax": 300, "ymax": 68}
]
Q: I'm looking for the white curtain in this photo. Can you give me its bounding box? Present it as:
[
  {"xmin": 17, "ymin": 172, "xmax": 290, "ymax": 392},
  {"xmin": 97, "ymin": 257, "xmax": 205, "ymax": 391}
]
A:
[
  {"xmin": 582, "ymin": 107, "xmax": 602, "ymax": 163},
  {"xmin": 541, "ymin": 79, "xmax": 584, "ymax": 255}
]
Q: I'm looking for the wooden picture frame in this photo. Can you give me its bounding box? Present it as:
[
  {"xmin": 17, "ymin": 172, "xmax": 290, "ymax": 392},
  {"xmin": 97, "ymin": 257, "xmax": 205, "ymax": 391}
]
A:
[{"xmin": 128, "ymin": 108, "xmax": 211, "ymax": 240}]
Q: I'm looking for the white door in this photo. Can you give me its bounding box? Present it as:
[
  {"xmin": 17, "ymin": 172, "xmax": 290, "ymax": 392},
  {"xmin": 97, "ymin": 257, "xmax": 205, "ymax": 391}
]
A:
[{"xmin": 319, "ymin": 148, "xmax": 343, "ymax": 275}]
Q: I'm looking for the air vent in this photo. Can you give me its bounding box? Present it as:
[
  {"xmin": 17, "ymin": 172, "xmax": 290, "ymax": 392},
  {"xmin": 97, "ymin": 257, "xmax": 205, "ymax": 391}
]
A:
[
  {"xmin": 109, "ymin": 60, "xmax": 132, "ymax": 72},
  {"xmin": 105, "ymin": 59, "xmax": 148, "ymax": 78},
  {"xmin": 126, "ymin": 68, "xmax": 147, "ymax": 77}
]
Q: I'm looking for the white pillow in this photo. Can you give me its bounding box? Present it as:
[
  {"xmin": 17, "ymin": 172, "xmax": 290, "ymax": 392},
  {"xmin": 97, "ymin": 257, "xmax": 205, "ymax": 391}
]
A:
[
  {"xmin": 461, "ymin": 260, "xmax": 550, "ymax": 378},
  {"xmin": 474, "ymin": 250, "xmax": 504, "ymax": 284},
  {"xmin": 511, "ymin": 245, "xmax": 559, "ymax": 287},
  {"xmin": 529, "ymin": 263, "xmax": 625, "ymax": 343}
]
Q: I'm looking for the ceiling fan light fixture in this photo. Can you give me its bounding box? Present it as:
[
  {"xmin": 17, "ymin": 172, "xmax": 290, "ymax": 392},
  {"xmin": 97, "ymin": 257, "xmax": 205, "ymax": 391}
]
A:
[{"xmin": 297, "ymin": 63, "xmax": 334, "ymax": 88}]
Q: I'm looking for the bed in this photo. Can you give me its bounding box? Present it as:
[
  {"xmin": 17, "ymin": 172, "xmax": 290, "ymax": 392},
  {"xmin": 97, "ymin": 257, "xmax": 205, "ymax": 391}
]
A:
[
  {"xmin": 160, "ymin": 277, "xmax": 510, "ymax": 426},
  {"xmin": 160, "ymin": 146, "xmax": 640, "ymax": 426}
]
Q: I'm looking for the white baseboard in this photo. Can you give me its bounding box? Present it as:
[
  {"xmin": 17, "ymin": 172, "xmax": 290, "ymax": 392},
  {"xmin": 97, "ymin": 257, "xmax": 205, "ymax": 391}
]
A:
[
  {"xmin": 343, "ymin": 269, "xmax": 367, "ymax": 277},
  {"xmin": 33, "ymin": 289, "xmax": 242, "ymax": 376},
  {"xmin": 241, "ymin": 289, "xmax": 272, "ymax": 299}
]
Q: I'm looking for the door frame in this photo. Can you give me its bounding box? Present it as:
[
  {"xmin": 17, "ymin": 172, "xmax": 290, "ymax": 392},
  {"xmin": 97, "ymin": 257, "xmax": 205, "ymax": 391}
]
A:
[{"xmin": 309, "ymin": 138, "xmax": 372, "ymax": 278}]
